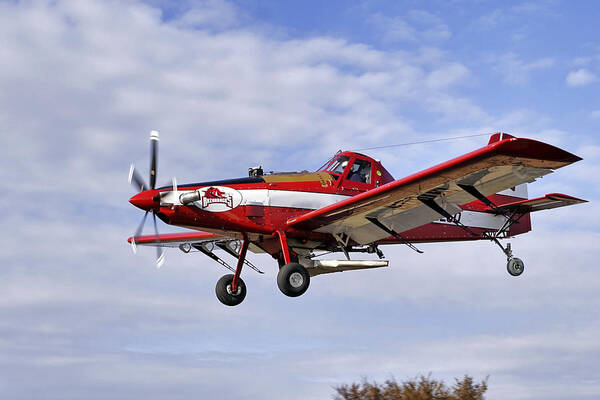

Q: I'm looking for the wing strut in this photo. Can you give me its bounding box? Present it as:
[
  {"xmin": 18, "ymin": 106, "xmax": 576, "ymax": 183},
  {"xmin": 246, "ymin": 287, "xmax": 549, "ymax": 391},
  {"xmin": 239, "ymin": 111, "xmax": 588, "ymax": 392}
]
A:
[
  {"xmin": 420, "ymin": 185, "xmax": 529, "ymax": 261},
  {"xmin": 457, "ymin": 183, "xmax": 496, "ymax": 208},
  {"xmin": 193, "ymin": 241, "xmax": 264, "ymax": 274},
  {"xmin": 193, "ymin": 243, "xmax": 236, "ymax": 272},
  {"xmin": 216, "ymin": 242, "xmax": 264, "ymax": 274},
  {"xmin": 457, "ymin": 183, "xmax": 520, "ymax": 224},
  {"xmin": 417, "ymin": 195, "xmax": 479, "ymax": 237},
  {"xmin": 366, "ymin": 217, "xmax": 424, "ymax": 254}
]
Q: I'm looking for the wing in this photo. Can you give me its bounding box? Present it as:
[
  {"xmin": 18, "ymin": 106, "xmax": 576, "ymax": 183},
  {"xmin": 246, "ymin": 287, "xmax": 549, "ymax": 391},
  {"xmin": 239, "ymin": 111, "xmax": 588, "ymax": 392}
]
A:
[
  {"xmin": 486, "ymin": 193, "xmax": 587, "ymax": 214},
  {"xmin": 127, "ymin": 232, "xmax": 226, "ymax": 248},
  {"xmin": 287, "ymin": 136, "xmax": 582, "ymax": 244}
]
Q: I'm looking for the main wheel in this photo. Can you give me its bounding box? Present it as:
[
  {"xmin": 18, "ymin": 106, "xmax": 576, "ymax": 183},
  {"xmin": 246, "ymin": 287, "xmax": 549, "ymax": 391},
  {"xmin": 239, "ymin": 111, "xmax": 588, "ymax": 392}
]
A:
[
  {"xmin": 277, "ymin": 263, "xmax": 310, "ymax": 297},
  {"xmin": 507, "ymin": 257, "xmax": 525, "ymax": 277},
  {"xmin": 215, "ymin": 274, "xmax": 247, "ymax": 306}
]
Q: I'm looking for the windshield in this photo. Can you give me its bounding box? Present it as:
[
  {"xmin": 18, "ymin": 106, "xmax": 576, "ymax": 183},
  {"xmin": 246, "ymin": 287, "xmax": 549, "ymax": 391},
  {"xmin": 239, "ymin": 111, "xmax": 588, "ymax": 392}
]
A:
[{"xmin": 326, "ymin": 155, "xmax": 350, "ymax": 175}]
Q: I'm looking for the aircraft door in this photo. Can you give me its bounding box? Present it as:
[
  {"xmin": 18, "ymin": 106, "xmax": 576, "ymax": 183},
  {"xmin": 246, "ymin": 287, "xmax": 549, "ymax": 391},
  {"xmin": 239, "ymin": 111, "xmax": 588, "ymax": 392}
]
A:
[{"xmin": 338, "ymin": 158, "xmax": 374, "ymax": 194}]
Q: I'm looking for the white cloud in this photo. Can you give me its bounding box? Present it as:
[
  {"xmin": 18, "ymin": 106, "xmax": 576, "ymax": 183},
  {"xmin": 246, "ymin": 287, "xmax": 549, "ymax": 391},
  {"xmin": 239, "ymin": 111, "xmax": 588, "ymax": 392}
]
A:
[
  {"xmin": 566, "ymin": 68, "xmax": 598, "ymax": 87},
  {"xmin": 369, "ymin": 13, "xmax": 417, "ymax": 42},
  {"xmin": 476, "ymin": 9, "xmax": 505, "ymax": 29},
  {"xmin": 425, "ymin": 62, "xmax": 469, "ymax": 89},
  {"xmin": 0, "ymin": 0, "xmax": 482, "ymax": 205},
  {"xmin": 475, "ymin": 2, "xmax": 559, "ymax": 31},
  {"xmin": 489, "ymin": 52, "xmax": 555, "ymax": 85},
  {"xmin": 173, "ymin": 0, "xmax": 240, "ymax": 29},
  {"xmin": 407, "ymin": 9, "xmax": 452, "ymax": 41},
  {"xmin": 368, "ymin": 9, "xmax": 451, "ymax": 43}
]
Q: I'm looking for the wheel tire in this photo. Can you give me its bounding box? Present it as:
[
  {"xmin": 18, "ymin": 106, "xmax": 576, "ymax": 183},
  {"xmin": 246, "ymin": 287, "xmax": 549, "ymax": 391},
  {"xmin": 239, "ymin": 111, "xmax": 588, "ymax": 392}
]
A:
[
  {"xmin": 507, "ymin": 257, "xmax": 525, "ymax": 277},
  {"xmin": 215, "ymin": 274, "xmax": 247, "ymax": 306},
  {"xmin": 277, "ymin": 263, "xmax": 310, "ymax": 297}
]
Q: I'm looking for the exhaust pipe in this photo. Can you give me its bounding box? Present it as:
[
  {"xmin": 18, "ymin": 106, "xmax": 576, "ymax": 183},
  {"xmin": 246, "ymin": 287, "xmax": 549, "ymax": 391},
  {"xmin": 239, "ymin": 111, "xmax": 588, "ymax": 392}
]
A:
[{"xmin": 179, "ymin": 191, "xmax": 200, "ymax": 205}]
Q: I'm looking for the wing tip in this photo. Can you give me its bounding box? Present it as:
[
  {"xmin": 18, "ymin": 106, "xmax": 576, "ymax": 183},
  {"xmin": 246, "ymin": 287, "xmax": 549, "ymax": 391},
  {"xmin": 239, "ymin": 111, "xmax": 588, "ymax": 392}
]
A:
[
  {"xmin": 546, "ymin": 193, "xmax": 588, "ymax": 203},
  {"xmin": 490, "ymin": 135, "xmax": 583, "ymax": 164}
]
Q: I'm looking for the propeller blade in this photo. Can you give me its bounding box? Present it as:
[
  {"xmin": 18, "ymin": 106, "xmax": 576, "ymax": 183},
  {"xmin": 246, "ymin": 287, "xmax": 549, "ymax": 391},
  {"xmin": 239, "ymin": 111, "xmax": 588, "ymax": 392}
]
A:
[
  {"xmin": 157, "ymin": 251, "xmax": 166, "ymax": 268},
  {"xmin": 149, "ymin": 130, "xmax": 159, "ymax": 190},
  {"xmin": 152, "ymin": 212, "xmax": 165, "ymax": 268},
  {"xmin": 129, "ymin": 164, "xmax": 147, "ymax": 192},
  {"xmin": 135, "ymin": 210, "xmax": 149, "ymax": 238},
  {"xmin": 172, "ymin": 176, "xmax": 177, "ymax": 193},
  {"xmin": 131, "ymin": 210, "xmax": 149, "ymax": 254}
]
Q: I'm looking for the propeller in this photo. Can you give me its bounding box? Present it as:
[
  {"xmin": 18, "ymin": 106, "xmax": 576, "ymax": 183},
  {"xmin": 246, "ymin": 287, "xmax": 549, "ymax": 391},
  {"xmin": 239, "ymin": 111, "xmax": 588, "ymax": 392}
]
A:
[
  {"xmin": 128, "ymin": 130, "xmax": 165, "ymax": 268},
  {"xmin": 128, "ymin": 164, "xmax": 147, "ymax": 192}
]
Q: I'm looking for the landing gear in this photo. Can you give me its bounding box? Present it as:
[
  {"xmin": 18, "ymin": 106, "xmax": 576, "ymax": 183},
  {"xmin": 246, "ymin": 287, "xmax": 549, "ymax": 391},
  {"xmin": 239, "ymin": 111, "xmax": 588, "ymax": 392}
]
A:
[
  {"xmin": 215, "ymin": 274, "xmax": 247, "ymax": 306},
  {"xmin": 507, "ymin": 257, "xmax": 525, "ymax": 277},
  {"xmin": 490, "ymin": 239, "xmax": 525, "ymax": 277},
  {"xmin": 277, "ymin": 263, "xmax": 310, "ymax": 297},
  {"xmin": 274, "ymin": 230, "xmax": 311, "ymax": 298},
  {"xmin": 418, "ymin": 182, "xmax": 530, "ymax": 278},
  {"xmin": 215, "ymin": 233, "xmax": 249, "ymax": 306}
]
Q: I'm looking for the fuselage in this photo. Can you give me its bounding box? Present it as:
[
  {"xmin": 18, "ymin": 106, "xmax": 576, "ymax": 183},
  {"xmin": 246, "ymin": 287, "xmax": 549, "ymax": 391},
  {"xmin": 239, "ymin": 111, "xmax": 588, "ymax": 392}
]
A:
[{"xmin": 129, "ymin": 151, "xmax": 532, "ymax": 253}]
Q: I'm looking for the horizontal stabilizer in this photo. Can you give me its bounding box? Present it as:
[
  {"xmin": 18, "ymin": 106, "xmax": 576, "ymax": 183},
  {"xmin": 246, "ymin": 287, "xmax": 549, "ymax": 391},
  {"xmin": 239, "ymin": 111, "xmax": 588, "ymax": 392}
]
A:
[{"xmin": 486, "ymin": 193, "xmax": 587, "ymax": 214}]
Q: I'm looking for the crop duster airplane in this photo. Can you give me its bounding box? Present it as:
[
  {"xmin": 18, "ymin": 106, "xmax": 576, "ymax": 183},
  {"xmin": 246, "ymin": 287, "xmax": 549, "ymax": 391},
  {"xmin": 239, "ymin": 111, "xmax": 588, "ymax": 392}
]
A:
[{"xmin": 128, "ymin": 131, "xmax": 585, "ymax": 306}]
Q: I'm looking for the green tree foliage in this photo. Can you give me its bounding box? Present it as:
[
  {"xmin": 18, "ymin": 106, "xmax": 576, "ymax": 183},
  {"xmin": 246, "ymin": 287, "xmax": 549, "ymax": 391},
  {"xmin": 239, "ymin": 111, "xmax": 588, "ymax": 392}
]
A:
[{"xmin": 334, "ymin": 375, "xmax": 488, "ymax": 400}]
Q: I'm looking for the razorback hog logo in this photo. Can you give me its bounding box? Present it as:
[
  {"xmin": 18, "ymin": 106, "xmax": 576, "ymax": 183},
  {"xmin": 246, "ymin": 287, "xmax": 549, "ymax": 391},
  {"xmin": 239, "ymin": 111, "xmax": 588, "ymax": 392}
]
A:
[{"xmin": 202, "ymin": 187, "xmax": 234, "ymax": 209}]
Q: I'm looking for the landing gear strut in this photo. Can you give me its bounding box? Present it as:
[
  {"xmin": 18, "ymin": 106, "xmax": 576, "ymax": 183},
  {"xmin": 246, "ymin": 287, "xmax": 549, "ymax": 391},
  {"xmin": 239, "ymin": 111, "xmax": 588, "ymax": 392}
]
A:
[
  {"xmin": 490, "ymin": 239, "xmax": 525, "ymax": 277},
  {"xmin": 275, "ymin": 231, "xmax": 311, "ymax": 297},
  {"xmin": 215, "ymin": 234, "xmax": 249, "ymax": 306}
]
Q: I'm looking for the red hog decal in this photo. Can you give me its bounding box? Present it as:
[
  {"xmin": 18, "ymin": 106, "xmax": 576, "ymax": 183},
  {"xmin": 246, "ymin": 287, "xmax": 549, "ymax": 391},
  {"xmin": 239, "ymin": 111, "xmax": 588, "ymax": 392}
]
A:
[{"xmin": 201, "ymin": 187, "xmax": 234, "ymax": 209}]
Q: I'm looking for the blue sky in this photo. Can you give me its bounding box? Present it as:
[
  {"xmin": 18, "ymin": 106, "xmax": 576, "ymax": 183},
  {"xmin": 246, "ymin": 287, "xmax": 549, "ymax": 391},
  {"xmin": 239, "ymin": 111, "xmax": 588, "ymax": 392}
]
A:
[{"xmin": 1, "ymin": 1, "xmax": 599, "ymax": 399}]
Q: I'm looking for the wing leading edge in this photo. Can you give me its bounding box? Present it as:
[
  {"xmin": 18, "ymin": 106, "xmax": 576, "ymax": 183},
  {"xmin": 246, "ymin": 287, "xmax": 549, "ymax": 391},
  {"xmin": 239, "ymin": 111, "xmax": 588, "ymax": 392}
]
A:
[{"xmin": 287, "ymin": 136, "xmax": 583, "ymax": 244}]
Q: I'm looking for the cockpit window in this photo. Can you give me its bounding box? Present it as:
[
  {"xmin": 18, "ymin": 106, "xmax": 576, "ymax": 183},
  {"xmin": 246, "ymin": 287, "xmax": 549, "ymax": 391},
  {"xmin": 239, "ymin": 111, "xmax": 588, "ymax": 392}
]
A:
[
  {"xmin": 327, "ymin": 155, "xmax": 350, "ymax": 175},
  {"xmin": 347, "ymin": 159, "xmax": 371, "ymax": 184}
]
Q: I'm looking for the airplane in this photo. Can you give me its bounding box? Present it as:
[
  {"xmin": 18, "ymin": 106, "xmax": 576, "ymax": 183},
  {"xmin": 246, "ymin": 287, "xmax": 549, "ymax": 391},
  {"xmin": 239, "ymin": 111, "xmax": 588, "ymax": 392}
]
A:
[{"xmin": 127, "ymin": 131, "xmax": 586, "ymax": 306}]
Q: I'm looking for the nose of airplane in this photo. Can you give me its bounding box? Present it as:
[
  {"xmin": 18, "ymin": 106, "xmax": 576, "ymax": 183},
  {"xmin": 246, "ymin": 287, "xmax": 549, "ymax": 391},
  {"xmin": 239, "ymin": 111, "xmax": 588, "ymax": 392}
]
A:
[{"xmin": 129, "ymin": 190, "xmax": 159, "ymax": 211}]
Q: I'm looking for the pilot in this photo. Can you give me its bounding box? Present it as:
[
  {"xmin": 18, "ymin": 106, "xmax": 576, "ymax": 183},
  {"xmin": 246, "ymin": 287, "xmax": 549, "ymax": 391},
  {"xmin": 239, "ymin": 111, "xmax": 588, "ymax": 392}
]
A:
[{"xmin": 349, "ymin": 163, "xmax": 370, "ymax": 183}]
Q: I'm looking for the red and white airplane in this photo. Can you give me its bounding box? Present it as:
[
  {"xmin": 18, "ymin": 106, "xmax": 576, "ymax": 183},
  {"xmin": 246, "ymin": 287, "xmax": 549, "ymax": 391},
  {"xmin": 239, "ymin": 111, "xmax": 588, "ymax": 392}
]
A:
[{"xmin": 128, "ymin": 131, "xmax": 586, "ymax": 306}]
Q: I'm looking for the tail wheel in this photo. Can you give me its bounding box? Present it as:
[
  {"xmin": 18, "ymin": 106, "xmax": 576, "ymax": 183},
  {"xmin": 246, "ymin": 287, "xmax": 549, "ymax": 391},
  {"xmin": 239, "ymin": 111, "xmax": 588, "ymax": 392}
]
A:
[
  {"xmin": 277, "ymin": 263, "xmax": 310, "ymax": 297},
  {"xmin": 215, "ymin": 274, "xmax": 247, "ymax": 306},
  {"xmin": 507, "ymin": 257, "xmax": 525, "ymax": 277}
]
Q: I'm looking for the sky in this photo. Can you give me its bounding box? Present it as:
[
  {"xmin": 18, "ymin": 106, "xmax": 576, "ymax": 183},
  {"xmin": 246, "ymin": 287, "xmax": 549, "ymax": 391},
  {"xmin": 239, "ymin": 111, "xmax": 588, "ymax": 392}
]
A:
[{"xmin": 1, "ymin": 0, "xmax": 599, "ymax": 399}]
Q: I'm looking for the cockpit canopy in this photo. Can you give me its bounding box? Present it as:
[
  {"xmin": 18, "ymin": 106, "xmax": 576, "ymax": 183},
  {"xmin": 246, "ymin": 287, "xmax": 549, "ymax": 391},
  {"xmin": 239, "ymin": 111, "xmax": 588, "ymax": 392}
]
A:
[{"xmin": 317, "ymin": 151, "xmax": 395, "ymax": 188}]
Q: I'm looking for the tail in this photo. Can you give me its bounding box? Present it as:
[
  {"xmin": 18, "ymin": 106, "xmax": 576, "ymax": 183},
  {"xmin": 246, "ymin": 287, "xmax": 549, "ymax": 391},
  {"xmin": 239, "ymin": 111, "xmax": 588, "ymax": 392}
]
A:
[{"xmin": 489, "ymin": 183, "xmax": 586, "ymax": 236}]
